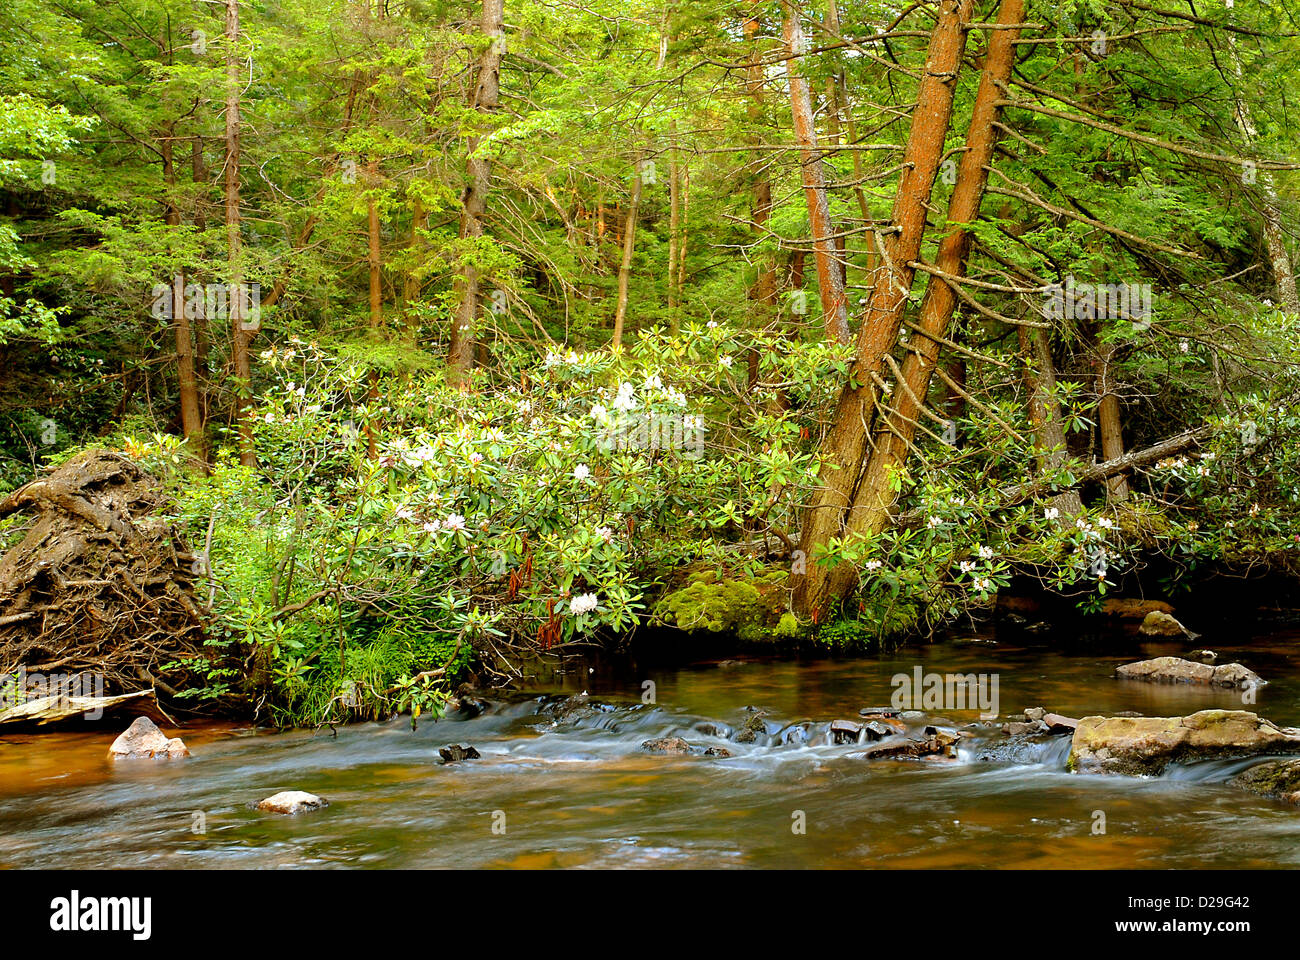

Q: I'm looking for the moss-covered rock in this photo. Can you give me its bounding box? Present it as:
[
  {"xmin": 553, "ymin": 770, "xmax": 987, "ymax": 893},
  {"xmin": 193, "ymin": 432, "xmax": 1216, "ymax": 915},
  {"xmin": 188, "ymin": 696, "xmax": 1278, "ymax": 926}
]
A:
[
  {"xmin": 652, "ymin": 566, "xmax": 798, "ymax": 642},
  {"xmin": 1231, "ymin": 758, "xmax": 1300, "ymax": 804}
]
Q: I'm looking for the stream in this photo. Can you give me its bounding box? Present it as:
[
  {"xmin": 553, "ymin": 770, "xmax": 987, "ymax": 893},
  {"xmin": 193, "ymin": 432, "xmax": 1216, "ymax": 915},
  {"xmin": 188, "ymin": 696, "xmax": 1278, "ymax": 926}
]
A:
[{"xmin": 3, "ymin": 625, "xmax": 1300, "ymax": 869}]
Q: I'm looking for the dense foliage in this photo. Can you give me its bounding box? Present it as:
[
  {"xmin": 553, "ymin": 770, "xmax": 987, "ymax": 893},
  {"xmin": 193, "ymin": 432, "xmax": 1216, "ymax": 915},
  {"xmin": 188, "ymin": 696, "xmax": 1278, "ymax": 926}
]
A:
[{"xmin": 1, "ymin": 0, "xmax": 1296, "ymax": 724}]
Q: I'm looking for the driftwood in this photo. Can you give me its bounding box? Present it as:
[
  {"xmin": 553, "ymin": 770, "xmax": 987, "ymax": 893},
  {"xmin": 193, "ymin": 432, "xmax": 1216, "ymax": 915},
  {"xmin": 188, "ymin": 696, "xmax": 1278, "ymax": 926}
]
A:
[
  {"xmin": 0, "ymin": 450, "xmax": 208, "ymax": 702},
  {"xmin": 0, "ymin": 689, "xmax": 157, "ymax": 727}
]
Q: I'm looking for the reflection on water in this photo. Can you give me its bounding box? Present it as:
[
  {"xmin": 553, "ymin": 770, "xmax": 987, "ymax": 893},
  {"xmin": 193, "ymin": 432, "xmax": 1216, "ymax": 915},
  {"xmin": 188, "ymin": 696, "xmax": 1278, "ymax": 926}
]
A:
[{"xmin": 1, "ymin": 627, "xmax": 1298, "ymax": 869}]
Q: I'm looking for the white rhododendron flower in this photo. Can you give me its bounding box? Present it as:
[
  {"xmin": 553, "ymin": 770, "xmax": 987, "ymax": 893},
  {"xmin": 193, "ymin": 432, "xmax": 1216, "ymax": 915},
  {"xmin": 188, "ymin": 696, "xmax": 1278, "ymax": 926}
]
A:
[
  {"xmin": 611, "ymin": 382, "xmax": 637, "ymax": 412},
  {"xmin": 569, "ymin": 593, "xmax": 599, "ymax": 615},
  {"xmin": 573, "ymin": 464, "xmax": 590, "ymax": 480}
]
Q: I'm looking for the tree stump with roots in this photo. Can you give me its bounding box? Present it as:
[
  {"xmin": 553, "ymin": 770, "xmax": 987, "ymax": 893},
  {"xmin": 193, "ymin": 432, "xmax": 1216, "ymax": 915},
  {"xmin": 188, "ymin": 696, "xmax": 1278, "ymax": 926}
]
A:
[{"xmin": 0, "ymin": 450, "xmax": 208, "ymax": 703}]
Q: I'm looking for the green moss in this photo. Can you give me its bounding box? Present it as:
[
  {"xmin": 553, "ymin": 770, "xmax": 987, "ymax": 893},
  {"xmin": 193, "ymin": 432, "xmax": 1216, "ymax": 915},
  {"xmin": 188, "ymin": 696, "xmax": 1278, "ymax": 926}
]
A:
[
  {"xmin": 815, "ymin": 594, "xmax": 920, "ymax": 650},
  {"xmin": 653, "ymin": 567, "xmax": 793, "ymax": 641},
  {"xmin": 774, "ymin": 611, "xmax": 803, "ymax": 640}
]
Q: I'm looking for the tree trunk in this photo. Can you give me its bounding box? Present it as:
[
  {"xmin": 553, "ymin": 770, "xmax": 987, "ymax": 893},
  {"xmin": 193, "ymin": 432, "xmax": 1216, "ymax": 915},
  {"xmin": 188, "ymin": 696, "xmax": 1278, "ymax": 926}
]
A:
[
  {"xmin": 1226, "ymin": 36, "xmax": 1298, "ymax": 313},
  {"xmin": 368, "ymin": 159, "xmax": 382, "ymax": 329},
  {"xmin": 782, "ymin": 0, "xmax": 850, "ymax": 345},
  {"xmin": 225, "ymin": 0, "xmax": 255, "ymax": 468},
  {"xmin": 366, "ymin": 158, "xmax": 383, "ymax": 460},
  {"xmin": 404, "ymin": 195, "xmax": 426, "ymax": 318},
  {"xmin": 161, "ymin": 129, "xmax": 203, "ymax": 459},
  {"xmin": 611, "ymin": 162, "xmax": 642, "ymax": 351},
  {"xmin": 1018, "ymin": 323, "xmax": 1083, "ymax": 515},
  {"xmin": 744, "ymin": 10, "xmax": 777, "ymax": 316},
  {"xmin": 1096, "ymin": 337, "xmax": 1130, "ymax": 501},
  {"xmin": 191, "ymin": 135, "xmax": 210, "ymax": 435},
  {"xmin": 834, "ymin": 0, "xmax": 1024, "ymax": 580},
  {"xmin": 793, "ymin": 0, "xmax": 974, "ymax": 617},
  {"xmin": 448, "ymin": 0, "xmax": 504, "ymax": 387}
]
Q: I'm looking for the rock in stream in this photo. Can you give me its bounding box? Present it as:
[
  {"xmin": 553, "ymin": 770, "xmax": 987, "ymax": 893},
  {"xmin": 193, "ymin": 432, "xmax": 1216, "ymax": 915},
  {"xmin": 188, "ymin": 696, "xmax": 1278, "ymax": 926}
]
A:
[
  {"xmin": 1068, "ymin": 709, "xmax": 1300, "ymax": 775},
  {"xmin": 1115, "ymin": 656, "xmax": 1264, "ymax": 689},
  {"xmin": 108, "ymin": 716, "xmax": 189, "ymax": 760}
]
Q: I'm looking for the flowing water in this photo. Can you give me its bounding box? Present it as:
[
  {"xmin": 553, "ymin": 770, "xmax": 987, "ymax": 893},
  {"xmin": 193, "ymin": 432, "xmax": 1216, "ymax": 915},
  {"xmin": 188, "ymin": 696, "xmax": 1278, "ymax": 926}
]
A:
[{"xmin": 3, "ymin": 625, "xmax": 1300, "ymax": 869}]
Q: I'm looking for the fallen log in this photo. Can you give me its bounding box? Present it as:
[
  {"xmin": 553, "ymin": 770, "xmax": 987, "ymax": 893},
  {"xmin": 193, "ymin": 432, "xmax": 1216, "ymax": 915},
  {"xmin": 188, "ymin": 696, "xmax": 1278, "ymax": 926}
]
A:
[{"xmin": 0, "ymin": 689, "xmax": 156, "ymax": 727}]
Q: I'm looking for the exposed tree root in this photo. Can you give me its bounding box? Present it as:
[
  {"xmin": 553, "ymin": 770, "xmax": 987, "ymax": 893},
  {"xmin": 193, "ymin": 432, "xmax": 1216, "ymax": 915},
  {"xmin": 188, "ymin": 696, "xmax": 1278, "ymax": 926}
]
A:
[{"xmin": 0, "ymin": 450, "xmax": 208, "ymax": 706}]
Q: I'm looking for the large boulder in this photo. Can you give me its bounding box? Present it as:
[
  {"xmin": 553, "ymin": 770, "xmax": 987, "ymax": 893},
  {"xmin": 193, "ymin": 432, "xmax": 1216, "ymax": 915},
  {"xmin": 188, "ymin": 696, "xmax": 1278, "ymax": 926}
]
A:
[
  {"xmin": 1231, "ymin": 759, "xmax": 1300, "ymax": 805},
  {"xmin": 108, "ymin": 716, "xmax": 189, "ymax": 759},
  {"xmin": 1115, "ymin": 656, "xmax": 1264, "ymax": 689},
  {"xmin": 1068, "ymin": 710, "xmax": 1300, "ymax": 775}
]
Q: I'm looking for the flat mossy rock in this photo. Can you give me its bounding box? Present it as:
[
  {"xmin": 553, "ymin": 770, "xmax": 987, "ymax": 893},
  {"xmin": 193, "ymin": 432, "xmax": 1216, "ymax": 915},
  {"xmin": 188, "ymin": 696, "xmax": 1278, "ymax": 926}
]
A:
[
  {"xmin": 653, "ymin": 566, "xmax": 798, "ymax": 642},
  {"xmin": 1231, "ymin": 759, "xmax": 1300, "ymax": 804},
  {"xmin": 1068, "ymin": 710, "xmax": 1300, "ymax": 776}
]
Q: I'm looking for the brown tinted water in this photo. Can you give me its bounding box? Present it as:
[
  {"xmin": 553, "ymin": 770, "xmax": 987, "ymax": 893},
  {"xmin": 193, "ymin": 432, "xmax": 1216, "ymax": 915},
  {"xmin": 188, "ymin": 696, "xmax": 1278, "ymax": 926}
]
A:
[{"xmin": 2, "ymin": 626, "xmax": 1299, "ymax": 869}]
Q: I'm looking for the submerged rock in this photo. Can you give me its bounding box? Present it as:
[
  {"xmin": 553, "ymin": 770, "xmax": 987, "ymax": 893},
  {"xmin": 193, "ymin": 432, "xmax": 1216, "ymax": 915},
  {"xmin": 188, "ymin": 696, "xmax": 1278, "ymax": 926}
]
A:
[
  {"xmin": 853, "ymin": 728, "xmax": 961, "ymax": 761},
  {"xmin": 733, "ymin": 711, "xmax": 770, "ymax": 744},
  {"xmin": 539, "ymin": 692, "xmax": 616, "ymax": 724},
  {"xmin": 642, "ymin": 736, "xmax": 692, "ymax": 754},
  {"xmin": 1187, "ymin": 649, "xmax": 1218, "ymax": 665},
  {"xmin": 863, "ymin": 720, "xmax": 900, "ymax": 741},
  {"xmin": 257, "ymin": 791, "xmax": 327, "ymax": 814},
  {"xmin": 1115, "ymin": 656, "xmax": 1264, "ymax": 689},
  {"xmin": 779, "ymin": 722, "xmax": 814, "ymax": 746},
  {"xmin": 1002, "ymin": 720, "xmax": 1046, "ymax": 736},
  {"xmin": 1231, "ymin": 759, "xmax": 1300, "ymax": 804},
  {"xmin": 1068, "ymin": 710, "xmax": 1300, "ymax": 776},
  {"xmin": 692, "ymin": 721, "xmax": 730, "ymax": 738},
  {"xmin": 1139, "ymin": 610, "xmax": 1190, "ymax": 637},
  {"xmin": 108, "ymin": 716, "xmax": 189, "ymax": 760},
  {"xmin": 858, "ymin": 705, "xmax": 902, "ymax": 718},
  {"xmin": 447, "ymin": 696, "xmax": 491, "ymax": 719},
  {"xmin": 439, "ymin": 744, "xmax": 481, "ymax": 762}
]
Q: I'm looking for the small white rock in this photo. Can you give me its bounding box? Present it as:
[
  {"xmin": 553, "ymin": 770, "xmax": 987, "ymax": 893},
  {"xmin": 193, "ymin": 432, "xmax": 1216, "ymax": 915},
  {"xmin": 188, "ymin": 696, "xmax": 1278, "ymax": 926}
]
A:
[{"xmin": 257, "ymin": 791, "xmax": 328, "ymax": 814}]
